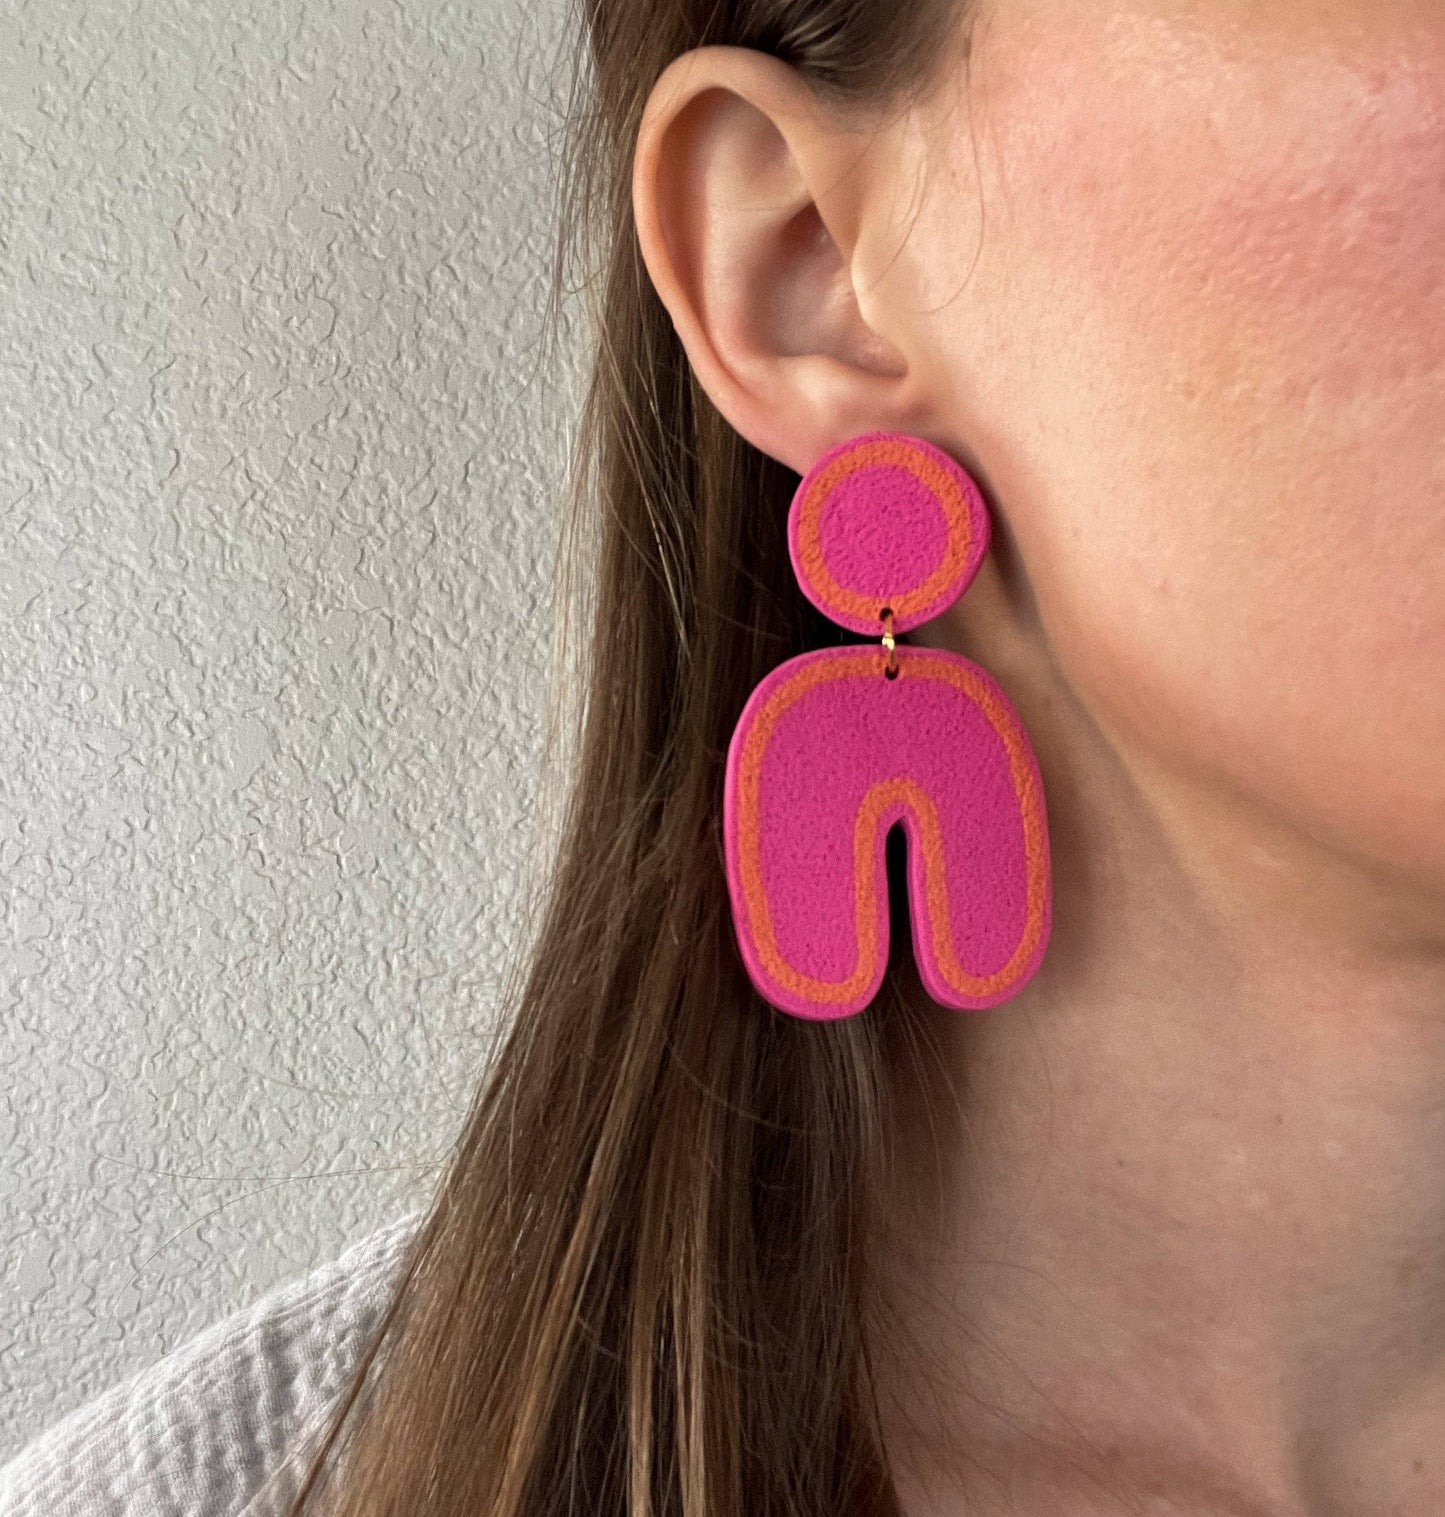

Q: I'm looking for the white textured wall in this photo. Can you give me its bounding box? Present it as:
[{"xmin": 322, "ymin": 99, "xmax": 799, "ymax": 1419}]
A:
[{"xmin": 0, "ymin": 0, "xmax": 580, "ymax": 1458}]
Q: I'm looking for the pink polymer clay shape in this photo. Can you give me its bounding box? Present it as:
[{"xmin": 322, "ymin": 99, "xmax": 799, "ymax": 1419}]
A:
[{"xmin": 723, "ymin": 431, "xmax": 1053, "ymax": 1020}]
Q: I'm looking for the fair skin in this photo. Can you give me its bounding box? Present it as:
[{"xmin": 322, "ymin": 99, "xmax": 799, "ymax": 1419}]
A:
[{"xmin": 631, "ymin": 3, "xmax": 1445, "ymax": 1513}]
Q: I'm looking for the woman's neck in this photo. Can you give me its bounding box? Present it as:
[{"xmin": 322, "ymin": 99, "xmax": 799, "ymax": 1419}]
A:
[{"xmin": 877, "ymin": 597, "xmax": 1445, "ymax": 1516}]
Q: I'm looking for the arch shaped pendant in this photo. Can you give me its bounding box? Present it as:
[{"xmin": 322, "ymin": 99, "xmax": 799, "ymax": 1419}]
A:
[{"xmin": 723, "ymin": 431, "xmax": 1053, "ymax": 1020}]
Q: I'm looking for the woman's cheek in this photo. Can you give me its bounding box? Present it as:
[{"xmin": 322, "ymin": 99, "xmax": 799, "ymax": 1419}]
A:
[{"xmin": 911, "ymin": 3, "xmax": 1445, "ymax": 888}]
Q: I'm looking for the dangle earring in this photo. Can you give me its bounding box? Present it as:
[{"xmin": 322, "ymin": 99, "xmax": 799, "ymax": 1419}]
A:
[{"xmin": 722, "ymin": 430, "xmax": 1053, "ymax": 1020}]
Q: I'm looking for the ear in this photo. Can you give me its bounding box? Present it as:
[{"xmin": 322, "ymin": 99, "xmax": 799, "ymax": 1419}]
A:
[{"xmin": 631, "ymin": 46, "xmax": 929, "ymax": 476}]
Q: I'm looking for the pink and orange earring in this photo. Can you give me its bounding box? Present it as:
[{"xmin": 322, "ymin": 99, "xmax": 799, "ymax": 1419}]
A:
[{"xmin": 722, "ymin": 430, "xmax": 1053, "ymax": 1020}]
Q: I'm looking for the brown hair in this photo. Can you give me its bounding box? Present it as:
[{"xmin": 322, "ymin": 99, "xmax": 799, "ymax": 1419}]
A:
[{"xmin": 286, "ymin": 1, "xmax": 966, "ymax": 1512}]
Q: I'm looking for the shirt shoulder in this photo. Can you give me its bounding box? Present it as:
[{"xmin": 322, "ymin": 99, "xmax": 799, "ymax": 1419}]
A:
[{"xmin": 0, "ymin": 1209, "xmax": 422, "ymax": 1517}]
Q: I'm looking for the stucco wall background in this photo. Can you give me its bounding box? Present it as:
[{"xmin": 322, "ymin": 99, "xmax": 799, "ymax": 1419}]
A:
[{"xmin": 0, "ymin": 0, "xmax": 581, "ymax": 1459}]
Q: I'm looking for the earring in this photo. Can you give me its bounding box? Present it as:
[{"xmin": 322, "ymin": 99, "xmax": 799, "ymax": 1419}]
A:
[{"xmin": 722, "ymin": 430, "xmax": 1052, "ymax": 1020}]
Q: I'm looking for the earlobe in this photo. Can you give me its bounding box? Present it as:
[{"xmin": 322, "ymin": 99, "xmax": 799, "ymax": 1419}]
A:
[{"xmin": 632, "ymin": 47, "xmax": 921, "ymax": 476}]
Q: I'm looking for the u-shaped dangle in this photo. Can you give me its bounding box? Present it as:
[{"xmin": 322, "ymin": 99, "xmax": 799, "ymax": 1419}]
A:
[{"xmin": 722, "ymin": 431, "xmax": 1053, "ymax": 1020}]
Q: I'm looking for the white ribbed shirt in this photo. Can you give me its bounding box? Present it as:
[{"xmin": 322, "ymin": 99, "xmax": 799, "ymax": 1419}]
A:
[{"xmin": 0, "ymin": 1210, "xmax": 421, "ymax": 1517}]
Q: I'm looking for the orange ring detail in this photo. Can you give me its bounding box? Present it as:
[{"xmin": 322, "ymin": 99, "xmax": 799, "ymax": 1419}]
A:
[
  {"xmin": 736, "ymin": 650, "xmax": 1049, "ymax": 1005},
  {"xmin": 793, "ymin": 436, "xmax": 976, "ymax": 627}
]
